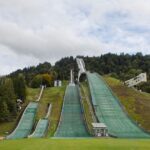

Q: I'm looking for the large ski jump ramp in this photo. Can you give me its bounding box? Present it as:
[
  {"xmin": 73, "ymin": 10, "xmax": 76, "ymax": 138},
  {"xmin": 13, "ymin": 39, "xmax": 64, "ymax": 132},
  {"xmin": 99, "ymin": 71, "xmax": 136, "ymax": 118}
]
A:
[
  {"xmin": 54, "ymin": 84, "xmax": 89, "ymax": 137},
  {"xmin": 87, "ymin": 72, "xmax": 150, "ymax": 138},
  {"xmin": 6, "ymin": 102, "xmax": 38, "ymax": 139}
]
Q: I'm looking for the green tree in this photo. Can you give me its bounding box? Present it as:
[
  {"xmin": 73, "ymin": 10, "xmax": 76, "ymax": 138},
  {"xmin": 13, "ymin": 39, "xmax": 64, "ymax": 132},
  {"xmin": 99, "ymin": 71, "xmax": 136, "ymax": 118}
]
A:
[
  {"xmin": 0, "ymin": 101, "xmax": 10, "ymax": 122},
  {"xmin": 31, "ymin": 74, "xmax": 42, "ymax": 88},
  {"xmin": 31, "ymin": 73, "xmax": 54, "ymax": 88},
  {"xmin": 3, "ymin": 78, "xmax": 17, "ymax": 116},
  {"xmin": 13, "ymin": 74, "xmax": 26, "ymax": 102},
  {"xmin": 42, "ymin": 73, "xmax": 53, "ymax": 87},
  {"xmin": 0, "ymin": 77, "xmax": 17, "ymax": 122}
]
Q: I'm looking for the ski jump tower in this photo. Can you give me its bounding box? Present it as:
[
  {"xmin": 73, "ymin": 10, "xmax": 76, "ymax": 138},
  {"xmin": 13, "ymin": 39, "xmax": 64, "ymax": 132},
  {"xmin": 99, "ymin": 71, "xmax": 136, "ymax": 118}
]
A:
[
  {"xmin": 76, "ymin": 58, "xmax": 86, "ymax": 82},
  {"xmin": 69, "ymin": 69, "xmax": 75, "ymax": 86}
]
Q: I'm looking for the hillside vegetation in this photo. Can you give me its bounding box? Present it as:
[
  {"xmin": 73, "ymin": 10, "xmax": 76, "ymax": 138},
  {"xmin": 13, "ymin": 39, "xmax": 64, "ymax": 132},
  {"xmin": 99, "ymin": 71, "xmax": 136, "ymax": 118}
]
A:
[
  {"xmin": 80, "ymin": 82, "xmax": 96, "ymax": 135},
  {"xmin": 104, "ymin": 76, "xmax": 150, "ymax": 132},
  {"xmin": 54, "ymin": 53, "xmax": 150, "ymax": 93}
]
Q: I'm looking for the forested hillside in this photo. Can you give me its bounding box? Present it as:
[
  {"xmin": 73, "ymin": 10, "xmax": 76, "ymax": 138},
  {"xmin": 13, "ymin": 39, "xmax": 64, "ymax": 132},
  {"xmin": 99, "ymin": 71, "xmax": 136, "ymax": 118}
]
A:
[
  {"xmin": 5, "ymin": 53, "xmax": 150, "ymax": 93},
  {"xmin": 54, "ymin": 53, "xmax": 150, "ymax": 93},
  {"xmin": 9, "ymin": 62, "xmax": 56, "ymax": 87}
]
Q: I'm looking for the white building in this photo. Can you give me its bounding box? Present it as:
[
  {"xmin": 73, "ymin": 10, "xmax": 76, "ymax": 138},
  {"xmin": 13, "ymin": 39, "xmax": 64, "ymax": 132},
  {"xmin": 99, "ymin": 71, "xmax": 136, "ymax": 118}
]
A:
[
  {"xmin": 54, "ymin": 80, "xmax": 62, "ymax": 87},
  {"xmin": 58, "ymin": 80, "xmax": 62, "ymax": 87},
  {"xmin": 54, "ymin": 81, "xmax": 57, "ymax": 87}
]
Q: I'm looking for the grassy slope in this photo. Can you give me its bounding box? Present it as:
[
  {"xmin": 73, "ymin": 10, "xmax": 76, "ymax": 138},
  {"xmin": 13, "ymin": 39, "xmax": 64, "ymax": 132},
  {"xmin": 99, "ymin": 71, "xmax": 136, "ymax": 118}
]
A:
[
  {"xmin": 0, "ymin": 139, "xmax": 150, "ymax": 150},
  {"xmin": 103, "ymin": 76, "xmax": 150, "ymax": 132},
  {"xmin": 26, "ymin": 87, "xmax": 41, "ymax": 102},
  {"xmin": 36, "ymin": 81, "xmax": 67, "ymax": 136},
  {"xmin": 80, "ymin": 82, "xmax": 95, "ymax": 135},
  {"xmin": 0, "ymin": 88, "xmax": 40, "ymax": 137}
]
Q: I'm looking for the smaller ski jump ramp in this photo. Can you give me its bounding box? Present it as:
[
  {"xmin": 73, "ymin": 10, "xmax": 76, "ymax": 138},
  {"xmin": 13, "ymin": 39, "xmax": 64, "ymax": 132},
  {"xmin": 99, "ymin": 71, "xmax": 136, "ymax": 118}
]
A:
[
  {"xmin": 28, "ymin": 119, "xmax": 49, "ymax": 138},
  {"xmin": 29, "ymin": 104, "xmax": 52, "ymax": 138},
  {"xmin": 6, "ymin": 102, "xmax": 38, "ymax": 139}
]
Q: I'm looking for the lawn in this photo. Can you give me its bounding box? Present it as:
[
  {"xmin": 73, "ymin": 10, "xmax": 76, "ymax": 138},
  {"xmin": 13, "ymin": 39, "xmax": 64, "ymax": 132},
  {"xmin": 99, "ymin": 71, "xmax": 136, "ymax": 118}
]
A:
[
  {"xmin": 103, "ymin": 76, "xmax": 150, "ymax": 132},
  {"xmin": 0, "ymin": 138, "xmax": 150, "ymax": 150}
]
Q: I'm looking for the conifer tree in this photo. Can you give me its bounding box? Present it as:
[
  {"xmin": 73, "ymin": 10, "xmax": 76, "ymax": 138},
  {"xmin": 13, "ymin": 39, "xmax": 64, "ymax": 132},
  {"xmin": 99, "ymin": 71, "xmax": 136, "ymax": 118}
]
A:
[{"xmin": 13, "ymin": 74, "xmax": 26, "ymax": 102}]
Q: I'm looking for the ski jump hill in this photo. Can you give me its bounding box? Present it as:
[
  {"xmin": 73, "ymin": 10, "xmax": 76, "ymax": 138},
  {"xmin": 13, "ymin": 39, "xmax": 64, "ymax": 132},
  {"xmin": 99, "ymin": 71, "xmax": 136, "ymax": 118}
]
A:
[
  {"xmin": 6, "ymin": 86, "xmax": 45, "ymax": 139},
  {"xmin": 77, "ymin": 58, "xmax": 150, "ymax": 138},
  {"xmin": 5, "ymin": 58, "xmax": 150, "ymax": 139},
  {"xmin": 54, "ymin": 70, "xmax": 89, "ymax": 137}
]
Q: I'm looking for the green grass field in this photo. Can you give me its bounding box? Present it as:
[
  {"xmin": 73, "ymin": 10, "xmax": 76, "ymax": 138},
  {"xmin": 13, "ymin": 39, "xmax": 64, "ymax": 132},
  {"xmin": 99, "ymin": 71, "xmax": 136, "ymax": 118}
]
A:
[
  {"xmin": 104, "ymin": 76, "xmax": 150, "ymax": 132},
  {"xmin": 0, "ymin": 138, "xmax": 150, "ymax": 150}
]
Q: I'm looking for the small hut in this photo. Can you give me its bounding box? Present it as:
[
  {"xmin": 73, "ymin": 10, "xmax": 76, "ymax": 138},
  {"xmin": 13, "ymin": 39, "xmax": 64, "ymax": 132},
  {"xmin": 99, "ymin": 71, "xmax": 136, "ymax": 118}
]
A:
[{"xmin": 92, "ymin": 123, "xmax": 108, "ymax": 137}]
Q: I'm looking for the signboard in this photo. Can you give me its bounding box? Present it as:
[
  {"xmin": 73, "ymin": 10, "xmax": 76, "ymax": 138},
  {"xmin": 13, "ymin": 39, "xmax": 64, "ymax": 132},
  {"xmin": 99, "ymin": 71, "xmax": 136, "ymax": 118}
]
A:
[{"xmin": 124, "ymin": 73, "xmax": 147, "ymax": 87}]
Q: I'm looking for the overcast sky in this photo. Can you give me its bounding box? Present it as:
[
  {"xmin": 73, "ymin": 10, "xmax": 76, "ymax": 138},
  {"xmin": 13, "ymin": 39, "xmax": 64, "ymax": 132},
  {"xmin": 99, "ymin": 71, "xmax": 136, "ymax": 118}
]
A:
[{"xmin": 0, "ymin": 0, "xmax": 150, "ymax": 75}]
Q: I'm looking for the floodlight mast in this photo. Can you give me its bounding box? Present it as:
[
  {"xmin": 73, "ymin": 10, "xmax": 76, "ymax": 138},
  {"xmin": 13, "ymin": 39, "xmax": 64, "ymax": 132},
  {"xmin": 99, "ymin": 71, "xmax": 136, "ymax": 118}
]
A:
[{"xmin": 70, "ymin": 69, "xmax": 74, "ymax": 84}]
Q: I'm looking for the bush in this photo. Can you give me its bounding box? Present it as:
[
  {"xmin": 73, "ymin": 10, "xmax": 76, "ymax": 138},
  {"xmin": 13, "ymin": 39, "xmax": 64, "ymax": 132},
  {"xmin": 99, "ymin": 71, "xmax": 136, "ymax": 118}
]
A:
[{"xmin": 31, "ymin": 73, "xmax": 54, "ymax": 88}]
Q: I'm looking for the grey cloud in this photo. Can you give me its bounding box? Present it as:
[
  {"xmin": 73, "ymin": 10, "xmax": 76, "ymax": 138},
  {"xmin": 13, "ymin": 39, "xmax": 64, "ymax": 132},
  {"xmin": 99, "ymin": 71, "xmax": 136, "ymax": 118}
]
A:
[{"xmin": 0, "ymin": 0, "xmax": 150, "ymax": 75}]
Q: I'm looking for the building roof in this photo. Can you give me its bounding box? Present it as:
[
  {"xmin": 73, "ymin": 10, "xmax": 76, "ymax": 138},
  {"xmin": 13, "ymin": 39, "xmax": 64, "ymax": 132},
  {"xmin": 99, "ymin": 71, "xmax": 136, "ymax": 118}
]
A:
[{"xmin": 92, "ymin": 123, "xmax": 107, "ymax": 128}]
